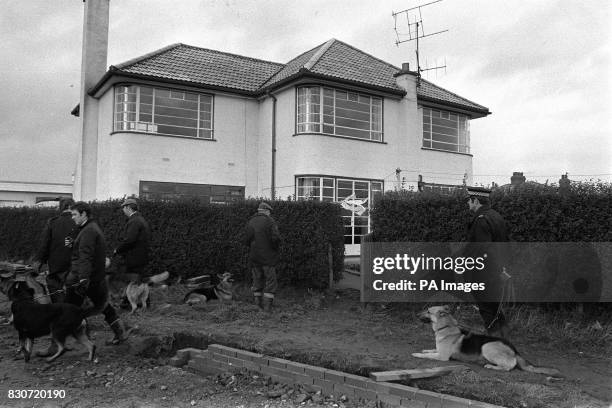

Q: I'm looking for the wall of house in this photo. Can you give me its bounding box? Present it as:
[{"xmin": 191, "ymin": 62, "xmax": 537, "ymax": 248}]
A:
[{"xmin": 94, "ymin": 88, "xmax": 259, "ymax": 199}]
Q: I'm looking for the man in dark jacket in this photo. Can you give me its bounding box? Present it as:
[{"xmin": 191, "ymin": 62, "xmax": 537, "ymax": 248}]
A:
[
  {"xmin": 463, "ymin": 186, "xmax": 510, "ymax": 337},
  {"xmin": 114, "ymin": 198, "xmax": 151, "ymax": 282},
  {"xmin": 36, "ymin": 197, "xmax": 76, "ymax": 303},
  {"xmin": 65, "ymin": 201, "xmax": 129, "ymax": 345},
  {"xmin": 245, "ymin": 202, "xmax": 281, "ymax": 312}
]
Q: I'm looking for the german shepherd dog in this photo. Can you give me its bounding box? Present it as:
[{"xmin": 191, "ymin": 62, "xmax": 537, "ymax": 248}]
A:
[
  {"xmin": 413, "ymin": 306, "xmax": 560, "ymax": 375},
  {"xmin": 1, "ymin": 270, "xmax": 51, "ymax": 325},
  {"xmin": 183, "ymin": 273, "xmax": 234, "ymax": 305},
  {"xmin": 9, "ymin": 281, "xmax": 95, "ymax": 363},
  {"xmin": 124, "ymin": 271, "xmax": 169, "ymax": 313}
]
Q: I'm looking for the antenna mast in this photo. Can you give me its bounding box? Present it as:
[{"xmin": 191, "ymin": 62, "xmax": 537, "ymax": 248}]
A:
[{"xmin": 392, "ymin": 0, "xmax": 447, "ymax": 82}]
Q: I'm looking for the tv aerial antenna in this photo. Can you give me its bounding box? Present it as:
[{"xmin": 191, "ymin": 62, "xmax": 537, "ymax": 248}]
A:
[{"xmin": 392, "ymin": 0, "xmax": 448, "ymax": 82}]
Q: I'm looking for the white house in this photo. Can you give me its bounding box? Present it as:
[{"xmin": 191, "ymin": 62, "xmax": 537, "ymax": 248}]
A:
[{"xmin": 73, "ymin": 2, "xmax": 490, "ymax": 254}]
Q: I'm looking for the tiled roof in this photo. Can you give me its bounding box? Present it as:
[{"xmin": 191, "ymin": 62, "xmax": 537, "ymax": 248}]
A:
[
  {"xmin": 417, "ymin": 79, "xmax": 489, "ymax": 114},
  {"xmin": 113, "ymin": 43, "xmax": 284, "ymax": 93},
  {"xmin": 100, "ymin": 40, "xmax": 489, "ymax": 114}
]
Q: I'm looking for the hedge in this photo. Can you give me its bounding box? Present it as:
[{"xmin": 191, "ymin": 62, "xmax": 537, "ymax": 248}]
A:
[
  {"xmin": 370, "ymin": 182, "xmax": 612, "ymax": 302},
  {"xmin": 371, "ymin": 181, "xmax": 612, "ymax": 242},
  {"xmin": 0, "ymin": 199, "xmax": 345, "ymax": 289}
]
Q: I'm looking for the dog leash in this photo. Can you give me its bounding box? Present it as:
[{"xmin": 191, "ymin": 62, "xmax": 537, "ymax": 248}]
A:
[{"xmin": 0, "ymin": 281, "xmax": 86, "ymax": 306}]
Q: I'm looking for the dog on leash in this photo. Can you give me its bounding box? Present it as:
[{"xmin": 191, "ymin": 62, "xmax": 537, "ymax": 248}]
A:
[
  {"xmin": 1, "ymin": 270, "xmax": 51, "ymax": 325},
  {"xmin": 125, "ymin": 271, "xmax": 169, "ymax": 313},
  {"xmin": 8, "ymin": 281, "xmax": 95, "ymax": 363},
  {"xmin": 183, "ymin": 272, "xmax": 234, "ymax": 305},
  {"xmin": 413, "ymin": 305, "xmax": 560, "ymax": 375}
]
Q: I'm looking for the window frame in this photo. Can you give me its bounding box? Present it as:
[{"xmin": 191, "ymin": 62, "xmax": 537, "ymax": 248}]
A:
[
  {"xmin": 296, "ymin": 86, "xmax": 384, "ymax": 142},
  {"xmin": 114, "ymin": 84, "xmax": 214, "ymax": 140},
  {"xmin": 295, "ymin": 175, "xmax": 384, "ymax": 245},
  {"xmin": 421, "ymin": 106, "xmax": 470, "ymax": 154}
]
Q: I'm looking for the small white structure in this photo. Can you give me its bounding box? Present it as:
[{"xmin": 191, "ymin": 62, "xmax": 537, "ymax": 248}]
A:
[{"xmin": 0, "ymin": 181, "xmax": 72, "ymax": 207}]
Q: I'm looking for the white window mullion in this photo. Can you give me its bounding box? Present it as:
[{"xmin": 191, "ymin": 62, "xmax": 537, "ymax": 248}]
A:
[{"xmin": 196, "ymin": 95, "xmax": 201, "ymax": 138}]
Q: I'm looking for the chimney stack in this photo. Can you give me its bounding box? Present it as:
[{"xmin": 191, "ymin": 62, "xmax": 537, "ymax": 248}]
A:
[
  {"xmin": 511, "ymin": 172, "xmax": 526, "ymax": 186},
  {"xmin": 74, "ymin": 0, "xmax": 110, "ymax": 201}
]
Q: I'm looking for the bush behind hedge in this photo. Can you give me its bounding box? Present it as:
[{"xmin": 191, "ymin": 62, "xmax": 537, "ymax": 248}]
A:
[{"xmin": 0, "ymin": 199, "xmax": 345, "ymax": 289}]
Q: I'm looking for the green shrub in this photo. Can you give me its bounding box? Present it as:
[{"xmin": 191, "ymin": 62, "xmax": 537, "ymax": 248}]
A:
[{"xmin": 0, "ymin": 199, "xmax": 345, "ymax": 289}]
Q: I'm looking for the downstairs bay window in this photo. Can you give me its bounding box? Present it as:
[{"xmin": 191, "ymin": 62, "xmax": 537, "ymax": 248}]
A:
[
  {"xmin": 422, "ymin": 107, "xmax": 470, "ymax": 154},
  {"xmin": 297, "ymin": 86, "xmax": 383, "ymax": 141},
  {"xmin": 114, "ymin": 85, "xmax": 213, "ymax": 139}
]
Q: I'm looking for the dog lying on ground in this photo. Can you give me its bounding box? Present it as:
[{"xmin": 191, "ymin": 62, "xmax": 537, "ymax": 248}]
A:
[
  {"xmin": 412, "ymin": 305, "xmax": 560, "ymax": 376},
  {"xmin": 183, "ymin": 272, "xmax": 234, "ymax": 305},
  {"xmin": 8, "ymin": 281, "xmax": 95, "ymax": 363},
  {"xmin": 125, "ymin": 271, "xmax": 169, "ymax": 313}
]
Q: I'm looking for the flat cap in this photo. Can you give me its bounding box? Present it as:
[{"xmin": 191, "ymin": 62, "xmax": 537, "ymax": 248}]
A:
[
  {"xmin": 466, "ymin": 186, "xmax": 491, "ymax": 198},
  {"xmin": 120, "ymin": 198, "xmax": 138, "ymax": 207},
  {"xmin": 258, "ymin": 202, "xmax": 272, "ymax": 211}
]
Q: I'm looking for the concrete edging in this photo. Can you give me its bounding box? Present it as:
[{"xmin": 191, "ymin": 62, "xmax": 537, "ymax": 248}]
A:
[{"xmin": 169, "ymin": 345, "xmax": 505, "ymax": 408}]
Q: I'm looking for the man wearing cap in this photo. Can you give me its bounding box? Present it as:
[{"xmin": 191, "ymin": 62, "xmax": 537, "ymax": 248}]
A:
[
  {"xmin": 35, "ymin": 197, "xmax": 77, "ymax": 304},
  {"xmin": 114, "ymin": 198, "xmax": 151, "ymax": 284},
  {"xmin": 245, "ymin": 202, "xmax": 281, "ymax": 312},
  {"xmin": 463, "ymin": 186, "xmax": 509, "ymax": 337}
]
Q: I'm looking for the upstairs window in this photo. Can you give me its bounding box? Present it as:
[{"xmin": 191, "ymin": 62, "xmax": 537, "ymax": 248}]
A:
[
  {"xmin": 114, "ymin": 85, "xmax": 213, "ymax": 139},
  {"xmin": 422, "ymin": 107, "xmax": 470, "ymax": 154},
  {"xmin": 297, "ymin": 86, "xmax": 383, "ymax": 141}
]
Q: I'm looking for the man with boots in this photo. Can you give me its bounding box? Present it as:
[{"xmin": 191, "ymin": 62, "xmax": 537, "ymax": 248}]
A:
[
  {"xmin": 65, "ymin": 201, "xmax": 130, "ymax": 345},
  {"xmin": 245, "ymin": 202, "xmax": 281, "ymax": 312},
  {"xmin": 113, "ymin": 198, "xmax": 151, "ymax": 308},
  {"xmin": 463, "ymin": 186, "xmax": 510, "ymax": 338},
  {"xmin": 34, "ymin": 197, "xmax": 77, "ymax": 357}
]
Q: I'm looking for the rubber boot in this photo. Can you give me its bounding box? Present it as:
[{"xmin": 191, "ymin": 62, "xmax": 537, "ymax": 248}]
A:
[
  {"xmin": 106, "ymin": 320, "xmax": 130, "ymax": 345},
  {"xmin": 254, "ymin": 295, "xmax": 263, "ymax": 310},
  {"xmin": 263, "ymin": 297, "xmax": 273, "ymax": 313}
]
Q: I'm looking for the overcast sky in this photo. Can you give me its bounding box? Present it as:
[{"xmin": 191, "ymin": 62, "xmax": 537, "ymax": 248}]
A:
[{"xmin": 1, "ymin": 0, "xmax": 610, "ymax": 187}]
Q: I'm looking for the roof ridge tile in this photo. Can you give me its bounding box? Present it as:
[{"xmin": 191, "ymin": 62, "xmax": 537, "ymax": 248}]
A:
[{"xmin": 303, "ymin": 38, "xmax": 336, "ymax": 71}]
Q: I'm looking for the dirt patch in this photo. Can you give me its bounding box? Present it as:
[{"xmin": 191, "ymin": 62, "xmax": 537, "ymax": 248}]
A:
[{"xmin": 0, "ymin": 285, "xmax": 610, "ymax": 408}]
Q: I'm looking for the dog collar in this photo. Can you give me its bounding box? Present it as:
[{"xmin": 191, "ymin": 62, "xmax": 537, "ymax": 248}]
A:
[{"xmin": 434, "ymin": 325, "xmax": 450, "ymax": 333}]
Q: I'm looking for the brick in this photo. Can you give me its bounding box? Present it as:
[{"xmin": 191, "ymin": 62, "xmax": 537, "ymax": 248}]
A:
[
  {"xmin": 313, "ymin": 378, "xmax": 335, "ymax": 395},
  {"xmin": 289, "ymin": 372, "xmax": 314, "ymax": 387},
  {"xmin": 468, "ymin": 401, "xmax": 505, "ymax": 408},
  {"xmin": 168, "ymin": 356, "xmax": 187, "ymax": 367},
  {"xmin": 333, "ymin": 384, "xmax": 355, "ymax": 398},
  {"xmin": 377, "ymin": 393, "xmax": 402, "ymax": 407},
  {"xmin": 353, "ymin": 387, "xmax": 377, "ymax": 402},
  {"xmin": 366, "ymin": 381, "xmax": 394, "ymax": 394},
  {"xmin": 241, "ymin": 360, "xmax": 260, "ymax": 371},
  {"xmin": 415, "ymin": 389, "xmax": 442, "ymax": 408},
  {"xmin": 211, "ymin": 353, "xmax": 229, "ymax": 364},
  {"xmin": 386, "ymin": 383, "xmax": 418, "ymax": 399},
  {"xmin": 268, "ymin": 357, "xmax": 288, "ymax": 369},
  {"xmin": 343, "ymin": 373, "xmax": 370, "ymax": 388},
  {"xmin": 260, "ymin": 366, "xmax": 292, "ymax": 380},
  {"xmin": 227, "ymin": 356, "xmax": 244, "ymax": 367},
  {"xmin": 187, "ymin": 357, "xmax": 221, "ymax": 376},
  {"xmin": 323, "ymin": 369, "xmax": 345, "ymax": 383},
  {"xmin": 284, "ymin": 361, "xmax": 310, "ymax": 374},
  {"xmin": 400, "ymin": 398, "xmax": 427, "ymax": 408},
  {"xmin": 304, "ymin": 366, "xmax": 326, "ymax": 379},
  {"xmin": 441, "ymin": 395, "xmax": 471, "ymax": 408},
  {"xmin": 234, "ymin": 349, "xmax": 263, "ymax": 361},
  {"xmin": 207, "ymin": 344, "xmax": 237, "ymax": 357},
  {"xmin": 252, "ymin": 355, "xmax": 270, "ymax": 366}
]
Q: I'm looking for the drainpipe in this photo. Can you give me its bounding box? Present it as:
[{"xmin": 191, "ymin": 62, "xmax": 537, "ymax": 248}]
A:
[{"xmin": 267, "ymin": 92, "xmax": 277, "ymax": 200}]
